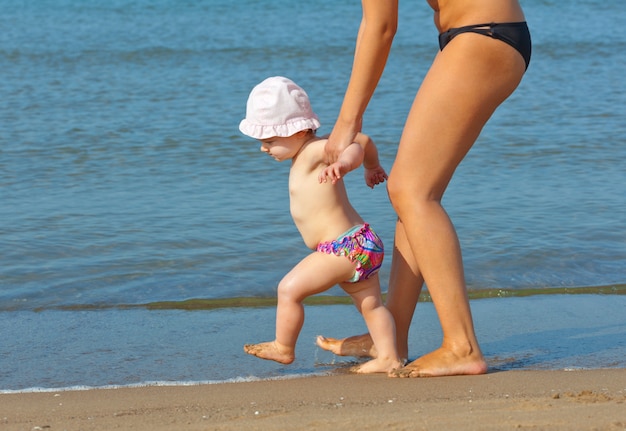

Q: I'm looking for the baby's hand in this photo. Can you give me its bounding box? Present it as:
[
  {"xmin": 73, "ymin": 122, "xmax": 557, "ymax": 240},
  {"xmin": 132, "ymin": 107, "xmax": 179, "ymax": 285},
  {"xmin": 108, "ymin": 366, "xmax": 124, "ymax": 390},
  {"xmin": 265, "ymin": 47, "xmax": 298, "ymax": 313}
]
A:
[
  {"xmin": 319, "ymin": 161, "xmax": 350, "ymax": 184},
  {"xmin": 364, "ymin": 165, "xmax": 388, "ymax": 189}
]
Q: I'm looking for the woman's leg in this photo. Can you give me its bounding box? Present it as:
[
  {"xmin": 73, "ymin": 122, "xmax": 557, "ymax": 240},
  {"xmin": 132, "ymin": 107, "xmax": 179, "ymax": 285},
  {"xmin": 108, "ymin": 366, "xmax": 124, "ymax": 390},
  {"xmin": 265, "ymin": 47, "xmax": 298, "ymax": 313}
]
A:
[
  {"xmin": 384, "ymin": 219, "xmax": 424, "ymax": 359},
  {"xmin": 387, "ymin": 33, "xmax": 526, "ymax": 377}
]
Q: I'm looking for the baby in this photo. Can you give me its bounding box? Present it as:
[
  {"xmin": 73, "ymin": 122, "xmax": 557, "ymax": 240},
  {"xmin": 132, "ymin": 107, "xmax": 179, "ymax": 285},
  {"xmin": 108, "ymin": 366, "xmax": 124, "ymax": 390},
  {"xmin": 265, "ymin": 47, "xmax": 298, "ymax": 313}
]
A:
[{"xmin": 239, "ymin": 76, "xmax": 402, "ymax": 373}]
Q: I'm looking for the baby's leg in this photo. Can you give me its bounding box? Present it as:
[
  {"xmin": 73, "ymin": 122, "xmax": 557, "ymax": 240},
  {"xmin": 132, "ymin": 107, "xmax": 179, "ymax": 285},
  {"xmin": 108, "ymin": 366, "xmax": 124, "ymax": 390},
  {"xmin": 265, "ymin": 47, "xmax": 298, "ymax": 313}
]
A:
[
  {"xmin": 341, "ymin": 275, "xmax": 403, "ymax": 373},
  {"xmin": 317, "ymin": 221, "xmax": 424, "ymax": 360},
  {"xmin": 244, "ymin": 252, "xmax": 356, "ymax": 364}
]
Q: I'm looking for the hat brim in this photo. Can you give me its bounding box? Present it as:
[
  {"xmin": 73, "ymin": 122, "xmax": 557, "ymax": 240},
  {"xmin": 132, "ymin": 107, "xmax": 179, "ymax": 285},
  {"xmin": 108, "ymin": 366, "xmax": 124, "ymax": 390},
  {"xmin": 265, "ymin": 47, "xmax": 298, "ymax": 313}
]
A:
[{"xmin": 239, "ymin": 117, "xmax": 321, "ymax": 139}]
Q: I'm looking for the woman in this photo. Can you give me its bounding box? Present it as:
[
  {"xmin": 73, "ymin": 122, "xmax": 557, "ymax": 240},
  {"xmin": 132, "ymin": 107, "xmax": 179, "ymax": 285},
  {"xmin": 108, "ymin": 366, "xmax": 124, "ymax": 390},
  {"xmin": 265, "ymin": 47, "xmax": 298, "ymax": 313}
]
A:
[{"xmin": 317, "ymin": 0, "xmax": 531, "ymax": 377}]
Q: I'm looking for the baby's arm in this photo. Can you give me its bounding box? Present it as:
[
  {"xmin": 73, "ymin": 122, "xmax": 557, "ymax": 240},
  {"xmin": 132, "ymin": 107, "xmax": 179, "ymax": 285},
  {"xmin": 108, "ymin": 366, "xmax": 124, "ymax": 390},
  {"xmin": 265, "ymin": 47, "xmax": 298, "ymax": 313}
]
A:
[
  {"xmin": 318, "ymin": 142, "xmax": 364, "ymax": 185},
  {"xmin": 318, "ymin": 133, "xmax": 387, "ymax": 188},
  {"xmin": 354, "ymin": 133, "xmax": 387, "ymax": 189}
]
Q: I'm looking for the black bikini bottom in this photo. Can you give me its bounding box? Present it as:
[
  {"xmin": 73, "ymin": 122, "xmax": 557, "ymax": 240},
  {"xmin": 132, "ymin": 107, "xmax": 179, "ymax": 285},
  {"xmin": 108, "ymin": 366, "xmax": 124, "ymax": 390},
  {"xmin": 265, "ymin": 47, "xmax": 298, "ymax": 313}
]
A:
[{"xmin": 438, "ymin": 22, "xmax": 532, "ymax": 70}]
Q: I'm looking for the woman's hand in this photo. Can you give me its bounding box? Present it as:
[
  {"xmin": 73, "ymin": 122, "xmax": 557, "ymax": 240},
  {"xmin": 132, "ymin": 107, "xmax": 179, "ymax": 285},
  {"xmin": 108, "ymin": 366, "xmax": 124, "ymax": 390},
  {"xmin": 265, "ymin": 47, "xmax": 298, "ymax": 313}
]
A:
[{"xmin": 324, "ymin": 119, "xmax": 362, "ymax": 164}]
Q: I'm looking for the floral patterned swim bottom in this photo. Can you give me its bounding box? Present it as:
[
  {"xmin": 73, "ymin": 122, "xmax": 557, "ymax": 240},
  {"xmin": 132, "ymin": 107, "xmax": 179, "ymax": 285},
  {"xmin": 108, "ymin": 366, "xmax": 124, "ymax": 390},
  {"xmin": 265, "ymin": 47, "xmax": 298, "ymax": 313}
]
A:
[{"xmin": 316, "ymin": 223, "xmax": 384, "ymax": 283}]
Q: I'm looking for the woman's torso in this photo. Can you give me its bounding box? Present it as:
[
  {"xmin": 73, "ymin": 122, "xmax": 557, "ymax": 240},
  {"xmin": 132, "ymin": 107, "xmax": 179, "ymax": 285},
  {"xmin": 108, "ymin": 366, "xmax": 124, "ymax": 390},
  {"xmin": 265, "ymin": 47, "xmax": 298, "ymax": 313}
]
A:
[{"xmin": 427, "ymin": 0, "xmax": 526, "ymax": 32}]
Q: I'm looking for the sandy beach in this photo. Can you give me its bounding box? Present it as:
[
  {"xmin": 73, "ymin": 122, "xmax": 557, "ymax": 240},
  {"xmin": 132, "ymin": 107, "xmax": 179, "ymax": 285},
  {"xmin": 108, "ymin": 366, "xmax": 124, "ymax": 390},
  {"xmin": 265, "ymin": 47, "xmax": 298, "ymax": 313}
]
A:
[{"xmin": 2, "ymin": 369, "xmax": 625, "ymax": 431}]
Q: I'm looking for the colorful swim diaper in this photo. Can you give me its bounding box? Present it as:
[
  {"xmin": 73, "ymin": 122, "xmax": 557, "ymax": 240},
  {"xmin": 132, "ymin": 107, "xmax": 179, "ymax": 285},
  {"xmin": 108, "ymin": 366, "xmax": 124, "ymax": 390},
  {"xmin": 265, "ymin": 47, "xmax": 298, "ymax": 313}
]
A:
[{"xmin": 316, "ymin": 223, "xmax": 384, "ymax": 283}]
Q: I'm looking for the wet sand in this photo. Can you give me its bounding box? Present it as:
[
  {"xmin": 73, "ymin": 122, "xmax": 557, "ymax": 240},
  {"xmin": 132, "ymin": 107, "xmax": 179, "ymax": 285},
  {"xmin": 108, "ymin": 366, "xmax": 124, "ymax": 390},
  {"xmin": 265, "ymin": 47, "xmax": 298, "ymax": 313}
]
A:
[{"xmin": 2, "ymin": 369, "xmax": 625, "ymax": 430}]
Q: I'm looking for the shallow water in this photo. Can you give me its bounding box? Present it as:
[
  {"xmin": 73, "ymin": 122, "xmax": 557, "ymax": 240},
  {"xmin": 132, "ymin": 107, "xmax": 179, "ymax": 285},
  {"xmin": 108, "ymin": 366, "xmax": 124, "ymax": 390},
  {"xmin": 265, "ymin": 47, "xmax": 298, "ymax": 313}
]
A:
[
  {"xmin": 0, "ymin": 0, "xmax": 625, "ymax": 390},
  {"xmin": 1, "ymin": 294, "xmax": 625, "ymax": 392}
]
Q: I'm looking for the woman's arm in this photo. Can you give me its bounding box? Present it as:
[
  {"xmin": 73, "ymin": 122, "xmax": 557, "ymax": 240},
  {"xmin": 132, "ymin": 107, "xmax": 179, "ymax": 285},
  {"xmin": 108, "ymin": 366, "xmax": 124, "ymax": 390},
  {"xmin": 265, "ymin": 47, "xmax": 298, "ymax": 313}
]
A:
[{"xmin": 325, "ymin": 0, "xmax": 398, "ymax": 162}]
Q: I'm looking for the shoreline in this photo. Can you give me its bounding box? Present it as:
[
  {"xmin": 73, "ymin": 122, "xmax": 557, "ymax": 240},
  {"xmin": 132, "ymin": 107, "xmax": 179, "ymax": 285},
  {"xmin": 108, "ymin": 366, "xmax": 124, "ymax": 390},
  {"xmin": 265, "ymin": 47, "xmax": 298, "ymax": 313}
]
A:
[
  {"xmin": 2, "ymin": 369, "xmax": 625, "ymax": 430},
  {"xmin": 14, "ymin": 284, "xmax": 626, "ymax": 312},
  {"xmin": 3, "ymin": 294, "xmax": 626, "ymax": 392}
]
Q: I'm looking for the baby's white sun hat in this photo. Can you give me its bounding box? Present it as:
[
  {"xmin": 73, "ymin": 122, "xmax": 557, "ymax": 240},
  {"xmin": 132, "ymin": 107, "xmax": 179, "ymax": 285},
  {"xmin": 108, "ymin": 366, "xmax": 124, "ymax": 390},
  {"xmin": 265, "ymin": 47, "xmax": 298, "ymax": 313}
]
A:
[{"xmin": 239, "ymin": 76, "xmax": 321, "ymax": 139}]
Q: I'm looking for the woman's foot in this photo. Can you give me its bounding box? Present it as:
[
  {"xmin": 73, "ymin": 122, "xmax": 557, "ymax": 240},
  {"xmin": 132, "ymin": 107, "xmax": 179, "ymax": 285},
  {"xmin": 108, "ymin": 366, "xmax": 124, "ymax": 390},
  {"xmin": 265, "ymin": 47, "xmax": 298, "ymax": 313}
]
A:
[
  {"xmin": 389, "ymin": 347, "xmax": 487, "ymax": 378},
  {"xmin": 243, "ymin": 341, "xmax": 295, "ymax": 364},
  {"xmin": 316, "ymin": 334, "xmax": 377, "ymax": 358}
]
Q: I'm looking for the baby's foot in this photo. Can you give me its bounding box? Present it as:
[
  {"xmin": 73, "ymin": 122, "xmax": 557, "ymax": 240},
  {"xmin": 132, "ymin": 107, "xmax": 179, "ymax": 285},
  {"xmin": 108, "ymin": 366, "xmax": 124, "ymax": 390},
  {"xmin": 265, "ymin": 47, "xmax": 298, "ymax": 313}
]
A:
[
  {"xmin": 316, "ymin": 334, "xmax": 377, "ymax": 358},
  {"xmin": 351, "ymin": 357, "xmax": 405, "ymax": 374},
  {"xmin": 244, "ymin": 341, "xmax": 295, "ymax": 364}
]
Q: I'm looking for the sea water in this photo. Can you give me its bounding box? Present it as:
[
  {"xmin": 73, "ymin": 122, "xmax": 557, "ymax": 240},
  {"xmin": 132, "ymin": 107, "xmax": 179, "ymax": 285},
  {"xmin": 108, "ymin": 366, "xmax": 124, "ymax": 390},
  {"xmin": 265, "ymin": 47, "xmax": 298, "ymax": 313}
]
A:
[{"xmin": 1, "ymin": 0, "xmax": 625, "ymax": 391}]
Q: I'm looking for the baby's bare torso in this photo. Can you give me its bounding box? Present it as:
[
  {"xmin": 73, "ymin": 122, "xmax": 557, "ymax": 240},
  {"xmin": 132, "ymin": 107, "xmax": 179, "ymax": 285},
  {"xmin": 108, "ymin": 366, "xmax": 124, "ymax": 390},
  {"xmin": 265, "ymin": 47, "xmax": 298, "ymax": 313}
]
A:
[{"xmin": 289, "ymin": 138, "xmax": 363, "ymax": 250}]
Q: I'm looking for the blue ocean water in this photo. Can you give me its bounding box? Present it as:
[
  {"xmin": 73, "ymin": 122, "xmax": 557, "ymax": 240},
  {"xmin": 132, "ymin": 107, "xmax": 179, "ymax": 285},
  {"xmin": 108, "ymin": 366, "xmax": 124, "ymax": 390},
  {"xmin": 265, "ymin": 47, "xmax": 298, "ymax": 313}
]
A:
[{"xmin": 1, "ymin": 0, "xmax": 625, "ymax": 390}]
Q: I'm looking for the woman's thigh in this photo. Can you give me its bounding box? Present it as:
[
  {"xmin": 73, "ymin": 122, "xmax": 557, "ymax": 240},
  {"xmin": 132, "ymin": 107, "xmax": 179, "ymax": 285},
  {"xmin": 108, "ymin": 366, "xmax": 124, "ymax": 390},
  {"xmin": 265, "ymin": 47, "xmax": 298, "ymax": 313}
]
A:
[{"xmin": 390, "ymin": 33, "xmax": 525, "ymax": 199}]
